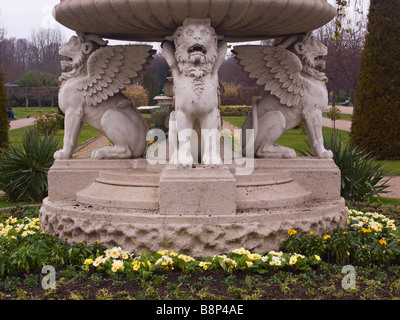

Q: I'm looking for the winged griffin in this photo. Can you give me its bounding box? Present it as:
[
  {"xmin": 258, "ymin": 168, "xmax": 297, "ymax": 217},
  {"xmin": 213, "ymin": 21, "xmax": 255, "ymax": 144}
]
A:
[
  {"xmin": 162, "ymin": 18, "xmax": 227, "ymax": 166},
  {"xmin": 55, "ymin": 32, "xmax": 154, "ymax": 159},
  {"xmin": 234, "ymin": 33, "xmax": 333, "ymax": 159}
]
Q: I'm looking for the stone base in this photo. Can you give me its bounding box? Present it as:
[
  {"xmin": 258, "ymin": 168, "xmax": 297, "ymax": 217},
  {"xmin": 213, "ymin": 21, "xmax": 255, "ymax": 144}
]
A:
[
  {"xmin": 40, "ymin": 157, "xmax": 348, "ymax": 257},
  {"xmin": 41, "ymin": 198, "xmax": 346, "ymax": 258}
]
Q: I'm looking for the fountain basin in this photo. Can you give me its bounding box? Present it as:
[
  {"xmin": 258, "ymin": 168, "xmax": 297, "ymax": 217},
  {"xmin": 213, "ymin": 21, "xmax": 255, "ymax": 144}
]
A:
[{"xmin": 53, "ymin": 0, "xmax": 336, "ymax": 42}]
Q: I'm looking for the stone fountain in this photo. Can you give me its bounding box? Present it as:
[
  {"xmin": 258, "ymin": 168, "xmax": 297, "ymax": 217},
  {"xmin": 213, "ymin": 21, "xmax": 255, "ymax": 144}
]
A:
[{"xmin": 40, "ymin": 0, "xmax": 348, "ymax": 257}]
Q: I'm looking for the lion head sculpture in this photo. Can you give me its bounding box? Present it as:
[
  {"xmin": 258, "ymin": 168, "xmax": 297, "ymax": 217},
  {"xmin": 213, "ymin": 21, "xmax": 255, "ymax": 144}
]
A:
[
  {"xmin": 59, "ymin": 32, "xmax": 108, "ymax": 81},
  {"xmin": 279, "ymin": 33, "xmax": 328, "ymax": 82},
  {"xmin": 166, "ymin": 17, "xmax": 223, "ymax": 78}
]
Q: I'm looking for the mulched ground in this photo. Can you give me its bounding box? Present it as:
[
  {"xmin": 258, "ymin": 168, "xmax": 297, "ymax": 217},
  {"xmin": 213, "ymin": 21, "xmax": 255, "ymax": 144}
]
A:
[{"xmin": 1, "ymin": 267, "xmax": 399, "ymax": 302}]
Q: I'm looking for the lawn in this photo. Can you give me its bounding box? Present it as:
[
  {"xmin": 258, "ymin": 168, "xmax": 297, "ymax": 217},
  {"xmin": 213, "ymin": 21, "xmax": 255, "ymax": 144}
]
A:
[
  {"xmin": 11, "ymin": 106, "xmax": 57, "ymax": 120},
  {"xmin": 8, "ymin": 122, "xmax": 100, "ymax": 148}
]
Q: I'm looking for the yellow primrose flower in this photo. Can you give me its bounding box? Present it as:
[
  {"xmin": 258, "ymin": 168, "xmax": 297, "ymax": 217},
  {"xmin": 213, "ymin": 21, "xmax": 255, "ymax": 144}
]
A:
[
  {"xmin": 379, "ymin": 239, "xmax": 387, "ymax": 246},
  {"xmin": 314, "ymin": 255, "xmax": 321, "ymax": 261},
  {"xmin": 178, "ymin": 254, "xmax": 194, "ymax": 262},
  {"xmin": 84, "ymin": 258, "xmax": 94, "ymax": 265},
  {"xmin": 323, "ymin": 235, "xmax": 331, "ymax": 240},
  {"xmin": 249, "ymin": 253, "xmax": 261, "ymax": 260},
  {"xmin": 132, "ymin": 261, "xmax": 141, "ymax": 271},
  {"xmin": 246, "ymin": 261, "xmax": 253, "ymax": 267},
  {"xmin": 288, "ymin": 229, "xmax": 297, "ymax": 236},
  {"xmin": 121, "ymin": 251, "xmax": 130, "ymax": 260},
  {"xmin": 289, "ymin": 256, "xmax": 297, "ymax": 265},
  {"xmin": 111, "ymin": 260, "xmax": 124, "ymax": 272},
  {"xmin": 93, "ymin": 257, "xmax": 103, "ymax": 267},
  {"xmin": 199, "ymin": 261, "xmax": 212, "ymax": 270},
  {"xmin": 157, "ymin": 250, "xmax": 169, "ymax": 256}
]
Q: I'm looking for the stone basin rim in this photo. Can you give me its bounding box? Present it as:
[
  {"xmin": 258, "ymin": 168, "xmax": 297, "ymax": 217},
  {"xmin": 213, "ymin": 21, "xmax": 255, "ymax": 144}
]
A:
[{"xmin": 53, "ymin": 0, "xmax": 336, "ymax": 42}]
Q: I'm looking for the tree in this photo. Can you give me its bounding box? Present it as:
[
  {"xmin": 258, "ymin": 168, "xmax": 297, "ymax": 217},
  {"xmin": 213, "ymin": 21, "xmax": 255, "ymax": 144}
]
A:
[
  {"xmin": 142, "ymin": 72, "xmax": 160, "ymax": 106},
  {"xmin": 16, "ymin": 69, "xmax": 57, "ymax": 88},
  {"xmin": 0, "ymin": 72, "xmax": 9, "ymax": 149},
  {"xmin": 349, "ymin": 0, "xmax": 400, "ymax": 160}
]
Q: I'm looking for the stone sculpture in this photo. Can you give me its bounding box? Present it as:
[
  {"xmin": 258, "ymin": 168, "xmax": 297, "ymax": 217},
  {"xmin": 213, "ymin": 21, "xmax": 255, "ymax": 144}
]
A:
[
  {"xmin": 234, "ymin": 33, "xmax": 333, "ymax": 159},
  {"xmin": 162, "ymin": 18, "xmax": 227, "ymax": 166},
  {"xmin": 55, "ymin": 32, "xmax": 155, "ymax": 159}
]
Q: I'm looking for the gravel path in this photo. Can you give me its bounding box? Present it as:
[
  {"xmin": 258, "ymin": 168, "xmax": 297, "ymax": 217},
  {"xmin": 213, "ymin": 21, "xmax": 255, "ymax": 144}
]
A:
[{"xmin": 9, "ymin": 117, "xmax": 36, "ymax": 130}]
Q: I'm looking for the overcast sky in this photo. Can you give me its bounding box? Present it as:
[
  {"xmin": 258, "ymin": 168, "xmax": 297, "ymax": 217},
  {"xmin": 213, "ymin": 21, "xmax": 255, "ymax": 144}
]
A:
[{"xmin": 0, "ymin": 0, "xmax": 368, "ymax": 42}]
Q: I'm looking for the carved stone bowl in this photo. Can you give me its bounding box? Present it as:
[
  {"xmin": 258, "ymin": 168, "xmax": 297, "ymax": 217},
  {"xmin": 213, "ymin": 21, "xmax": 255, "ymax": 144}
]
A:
[{"xmin": 53, "ymin": 0, "xmax": 336, "ymax": 42}]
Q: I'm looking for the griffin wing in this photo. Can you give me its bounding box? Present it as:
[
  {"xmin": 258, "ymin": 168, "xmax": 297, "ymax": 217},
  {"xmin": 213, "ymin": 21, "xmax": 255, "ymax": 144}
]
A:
[
  {"xmin": 233, "ymin": 45, "xmax": 309, "ymax": 107},
  {"xmin": 78, "ymin": 45, "xmax": 155, "ymax": 107}
]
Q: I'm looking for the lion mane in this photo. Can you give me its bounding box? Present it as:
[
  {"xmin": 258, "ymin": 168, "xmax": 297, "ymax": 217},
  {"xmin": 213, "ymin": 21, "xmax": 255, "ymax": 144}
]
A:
[{"xmin": 167, "ymin": 18, "xmax": 221, "ymax": 79}]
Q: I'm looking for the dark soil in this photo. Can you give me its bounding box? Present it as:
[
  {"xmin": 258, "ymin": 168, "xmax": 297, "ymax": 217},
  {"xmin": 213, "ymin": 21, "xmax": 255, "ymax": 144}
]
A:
[{"xmin": 1, "ymin": 267, "xmax": 399, "ymax": 302}]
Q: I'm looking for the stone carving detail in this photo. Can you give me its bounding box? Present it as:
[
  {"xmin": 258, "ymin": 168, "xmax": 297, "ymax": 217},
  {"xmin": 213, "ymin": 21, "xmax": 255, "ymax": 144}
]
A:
[
  {"xmin": 235, "ymin": 33, "xmax": 333, "ymax": 159},
  {"xmin": 55, "ymin": 32, "xmax": 155, "ymax": 159},
  {"xmin": 162, "ymin": 18, "xmax": 227, "ymax": 166}
]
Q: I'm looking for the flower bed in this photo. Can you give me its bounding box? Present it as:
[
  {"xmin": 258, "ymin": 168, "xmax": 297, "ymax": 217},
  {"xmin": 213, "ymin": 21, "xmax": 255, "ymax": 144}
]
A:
[{"xmin": 1, "ymin": 206, "xmax": 400, "ymax": 300}]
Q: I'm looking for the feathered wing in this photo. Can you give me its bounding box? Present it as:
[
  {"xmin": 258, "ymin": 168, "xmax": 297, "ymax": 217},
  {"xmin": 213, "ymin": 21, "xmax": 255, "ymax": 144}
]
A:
[
  {"xmin": 233, "ymin": 45, "xmax": 309, "ymax": 107},
  {"xmin": 78, "ymin": 45, "xmax": 155, "ymax": 107}
]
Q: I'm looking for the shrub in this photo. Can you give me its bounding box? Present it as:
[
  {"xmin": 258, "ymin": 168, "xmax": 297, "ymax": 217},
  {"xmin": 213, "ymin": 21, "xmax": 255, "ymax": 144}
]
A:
[
  {"xmin": 325, "ymin": 106, "xmax": 342, "ymax": 130},
  {"xmin": 0, "ymin": 208, "xmax": 105, "ymax": 277},
  {"xmin": 299, "ymin": 131, "xmax": 390, "ymax": 202},
  {"xmin": 280, "ymin": 208, "xmax": 400, "ymax": 266},
  {"xmin": 34, "ymin": 109, "xmax": 64, "ymax": 135},
  {"xmin": 0, "ymin": 72, "xmax": 9, "ymax": 149},
  {"xmin": 122, "ymin": 84, "xmax": 149, "ymax": 107},
  {"xmin": 349, "ymin": 0, "xmax": 400, "ymax": 160},
  {"xmin": 150, "ymin": 106, "xmax": 169, "ymax": 134},
  {"xmin": 0, "ymin": 127, "xmax": 60, "ymax": 202}
]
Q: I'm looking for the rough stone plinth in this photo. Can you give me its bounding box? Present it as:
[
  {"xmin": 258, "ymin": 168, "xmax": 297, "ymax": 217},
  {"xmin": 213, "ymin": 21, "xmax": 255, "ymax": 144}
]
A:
[{"xmin": 40, "ymin": 157, "xmax": 348, "ymax": 257}]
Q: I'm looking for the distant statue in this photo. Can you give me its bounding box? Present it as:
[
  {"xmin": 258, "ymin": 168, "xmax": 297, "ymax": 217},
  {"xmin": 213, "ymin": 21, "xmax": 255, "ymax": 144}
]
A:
[
  {"xmin": 162, "ymin": 18, "xmax": 227, "ymax": 166},
  {"xmin": 55, "ymin": 32, "xmax": 155, "ymax": 159},
  {"xmin": 234, "ymin": 33, "xmax": 333, "ymax": 159}
]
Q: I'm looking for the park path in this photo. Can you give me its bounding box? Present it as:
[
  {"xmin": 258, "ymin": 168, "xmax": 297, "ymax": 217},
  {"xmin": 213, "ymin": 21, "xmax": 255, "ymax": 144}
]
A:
[{"xmin": 9, "ymin": 117, "xmax": 36, "ymax": 130}]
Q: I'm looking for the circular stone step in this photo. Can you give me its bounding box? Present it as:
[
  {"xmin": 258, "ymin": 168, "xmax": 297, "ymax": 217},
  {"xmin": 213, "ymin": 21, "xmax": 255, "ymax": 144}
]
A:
[{"xmin": 40, "ymin": 197, "xmax": 348, "ymax": 257}]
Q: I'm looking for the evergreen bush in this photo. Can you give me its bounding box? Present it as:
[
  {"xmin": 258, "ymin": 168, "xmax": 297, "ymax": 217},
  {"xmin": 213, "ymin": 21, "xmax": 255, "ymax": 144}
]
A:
[
  {"xmin": 299, "ymin": 131, "xmax": 390, "ymax": 202},
  {"xmin": 0, "ymin": 127, "xmax": 60, "ymax": 203},
  {"xmin": 349, "ymin": 0, "xmax": 400, "ymax": 160},
  {"xmin": 0, "ymin": 72, "xmax": 9, "ymax": 149}
]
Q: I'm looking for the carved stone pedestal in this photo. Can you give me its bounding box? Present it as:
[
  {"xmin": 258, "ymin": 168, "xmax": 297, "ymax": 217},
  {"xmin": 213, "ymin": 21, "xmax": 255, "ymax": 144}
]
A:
[{"xmin": 40, "ymin": 157, "xmax": 347, "ymax": 257}]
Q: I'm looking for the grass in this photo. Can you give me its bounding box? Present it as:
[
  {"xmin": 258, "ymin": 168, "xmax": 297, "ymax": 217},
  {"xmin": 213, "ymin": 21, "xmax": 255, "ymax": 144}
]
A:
[
  {"xmin": 12, "ymin": 107, "xmax": 57, "ymax": 120},
  {"xmin": 323, "ymin": 112, "xmax": 353, "ymax": 121},
  {"xmin": 9, "ymin": 123, "xmax": 100, "ymax": 148}
]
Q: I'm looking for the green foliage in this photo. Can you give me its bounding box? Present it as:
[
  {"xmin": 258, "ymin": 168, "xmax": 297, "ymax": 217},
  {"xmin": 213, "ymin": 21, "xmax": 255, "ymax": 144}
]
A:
[
  {"xmin": 150, "ymin": 106, "xmax": 169, "ymax": 134},
  {"xmin": 280, "ymin": 208, "xmax": 400, "ymax": 266},
  {"xmin": 34, "ymin": 109, "xmax": 64, "ymax": 135},
  {"xmin": 350, "ymin": 0, "xmax": 400, "ymax": 160},
  {"xmin": 0, "ymin": 127, "xmax": 60, "ymax": 202},
  {"xmin": 0, "ymin": 72, "xmax": 9, "ymax": 150},
  {"xmin": 142, "ymin": 72, "xmax": 160, "ymax": 106},
  {"xmin": 299, "ymin": 131, "xmax": 390, "ymax": 202},
  {"xmin": 16, "ymin": 70, "xmax": 58, "ymax": 87},
  {"xmin": 0, "ymin": 208, "xmax": 106, "ymax": 277},
  {"xmin": 326, "ymin": 106, "xmax": 342, "ymax": 129}
]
